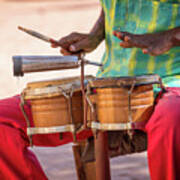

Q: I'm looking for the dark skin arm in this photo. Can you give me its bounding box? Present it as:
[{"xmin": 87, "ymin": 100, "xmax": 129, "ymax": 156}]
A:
[
  {"xmin": 51, "ymin": 9, "xmax": 105, "ymax": 55},
  {"xmin": 114, "ymin": 27, "xmax": 180, "ymax": 56}
]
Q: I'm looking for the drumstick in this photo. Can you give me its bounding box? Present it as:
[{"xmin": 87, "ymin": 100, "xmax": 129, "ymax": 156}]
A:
[{"xmin": 18, "ymin": 26, "xmax": 60, "ymax": 46}]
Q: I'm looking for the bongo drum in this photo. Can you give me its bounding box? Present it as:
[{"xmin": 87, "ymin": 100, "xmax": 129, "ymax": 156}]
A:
[
  {"xmin": 21, "ymin": 76, "xmax": 94, "ymax": 136},
  {"xmin": 86, "ymin": 74, "xmax": 162, "ymax": 130}
]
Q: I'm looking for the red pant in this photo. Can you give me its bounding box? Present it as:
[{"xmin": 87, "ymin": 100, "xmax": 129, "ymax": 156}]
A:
[
  {"xmin": 0, "ymin": 96, "xmax": 92, "ymax": 180},
  {"xmin": 0, "ymin": 87, "xmax": 179, "ymax": 180},
  {"xmin": 145, "ymin": 87, "xmax": 180, "ymax": 180}
]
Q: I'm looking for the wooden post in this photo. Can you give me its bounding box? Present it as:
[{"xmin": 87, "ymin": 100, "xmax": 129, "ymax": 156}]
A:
[
  {"xmin": 94, "ymin": 131, "xmax": 111, "ymax": 180},
  {"xmin": 72, "ymin": 142, "xmax": 96, "ymax": 180}
]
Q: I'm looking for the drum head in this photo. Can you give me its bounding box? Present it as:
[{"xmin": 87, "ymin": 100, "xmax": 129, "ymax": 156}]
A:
[{"xmin": 88, "ymin": 74, "xmax": 161, "ymax": 88}]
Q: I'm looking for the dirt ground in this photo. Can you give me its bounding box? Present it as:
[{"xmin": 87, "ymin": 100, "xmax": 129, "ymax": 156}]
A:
[{"xmin": 0, "ymin": 1, "xmax": 150, "ymax": 179}]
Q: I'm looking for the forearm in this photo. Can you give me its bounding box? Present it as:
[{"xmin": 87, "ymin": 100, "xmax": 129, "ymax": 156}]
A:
[{"xmin": 90, "ymin": 9, "xmax": 105, "ymax": 45}]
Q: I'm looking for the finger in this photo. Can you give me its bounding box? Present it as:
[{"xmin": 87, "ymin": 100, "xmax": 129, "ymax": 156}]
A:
[
  {"xmin": 51, "ymin": 43, "xmax": 59, "ymax": 48},
  {"xmin": 69, "ymin": 45, "xmax": 77, "ymax": 52},
  {"xmin": 60, "ymin": 48, "xmax": 81, "ymax": 56},
  {"xmin": 114, "ymin": 31, "xmax": 132, "ymax": 41},
  {"xmin": 119, "ymin": 41, "xmax": 133, "ymax": 48},
  {"xmin": 69, "ymin": 39, "xmax": 88, "ymax": 52},
  {"xmin": 113, "ymin": 31, "xmax": 125, "ymax": 40},
  {"xmin": 142, "ymin": 48, "xmax": 148, "ymax": 54},
  {"xmin": 60, "ymin": 48, "xmax": 72, "ymax": 55},
  {"xmin": 58, "ymin": 32, "xmax": 81, "ymax": 47},
  {"xmin": 142, "ymin": 47, "xmax": 158, "ymax": 56},
  {"xmin": 124, "ymin": 36, "xmax": 131, "ymax": 42},
  {"xmin": 50, "ymin": 39, "xmax": 60, "ymax": 48}
]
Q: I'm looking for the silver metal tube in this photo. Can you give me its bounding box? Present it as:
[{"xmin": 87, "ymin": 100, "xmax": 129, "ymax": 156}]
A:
[{"xmin": 13, "ymin": 55, "xmax": 79, "ymax": 76}]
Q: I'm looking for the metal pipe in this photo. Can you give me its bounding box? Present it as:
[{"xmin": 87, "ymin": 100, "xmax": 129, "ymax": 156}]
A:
[
  {"xmin": 13, "ymin": 55, "xmax": 103, "ymax": 76},
  {"xmin": 13, "ymin": 55, "xmax": 79, "ymax": 76},
  {"xmin": 95, "ymin": 131, "xmax": 111, "ymax": 180}
]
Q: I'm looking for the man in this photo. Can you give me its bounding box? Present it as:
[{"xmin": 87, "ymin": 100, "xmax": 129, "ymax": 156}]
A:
[
  {"xmin": 52, "ymin": 1, "xmax": 180, "ymax": 180},
  {"xmin": 0, "ymin": 0, "xmax": 180, "ymax": 179}
]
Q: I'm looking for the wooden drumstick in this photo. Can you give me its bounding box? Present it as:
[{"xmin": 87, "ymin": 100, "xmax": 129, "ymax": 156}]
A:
[{"xmin": 18, "ymin": 26, "xmax": 60, "ymax": 46}]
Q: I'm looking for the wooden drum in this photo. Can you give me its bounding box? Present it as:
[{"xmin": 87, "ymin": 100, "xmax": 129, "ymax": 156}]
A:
[
  {"xmin": 87, "ymin": 74, "xmax": 161, "ymax": 130},
  {"xmin": 21, "ymin": 76, "xmax": 94, "ymax": 136}
]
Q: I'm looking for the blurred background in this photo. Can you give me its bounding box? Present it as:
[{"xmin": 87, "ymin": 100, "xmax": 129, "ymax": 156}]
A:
[
  {"xmin": 0, "ymin": 0, "xmax": 102, "ymax": 98},
  {"xmin": 0, "ymin": 0, "xmax": 150, "ymax": 179}
]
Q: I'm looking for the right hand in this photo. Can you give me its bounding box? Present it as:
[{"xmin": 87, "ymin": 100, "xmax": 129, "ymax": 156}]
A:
[{"xmin": 51, "ymin": 32, "xmax": 99, "ymax": 55}]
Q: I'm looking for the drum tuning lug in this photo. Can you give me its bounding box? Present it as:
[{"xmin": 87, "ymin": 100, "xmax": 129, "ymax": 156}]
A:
[
  {"xmin": 72, "ymin": 132, "xmax": 77, "ymax": 142},
  {"xmin": 92, "ymin": 129, "xmax": 98, "ymax": 139},
  {"xmin": 128, "ymin": 129, "xmax": 134, "ymax": 140}
]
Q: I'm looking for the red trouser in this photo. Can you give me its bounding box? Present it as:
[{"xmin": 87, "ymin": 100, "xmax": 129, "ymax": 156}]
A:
[
  {"xmin": 0, "ymin": 87, "xmax": 179, "ymax": 179},
  {"xmin": 0, "ymin": 95, "xmax": 92, "ymax": 180},
  {"xmin": 145, "ymin": 87, "xmax": 180, "ymax": 180}
]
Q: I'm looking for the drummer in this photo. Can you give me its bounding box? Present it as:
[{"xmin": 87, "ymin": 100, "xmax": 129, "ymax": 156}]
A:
[
  {"xmin": 0, "ymin": 1, "xmax": 180, "ymax": 180},
  {"xmin": 52, "ymin": 1, "xmax": 180, "ymax": 180}
]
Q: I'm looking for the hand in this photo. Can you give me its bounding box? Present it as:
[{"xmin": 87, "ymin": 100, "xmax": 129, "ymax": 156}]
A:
[
  {"xmin": 113, "ymin": 30, "xmax": 174, "ymax": 56},
  {"xmin": 51, "ymin": 32, "xmax": 100, "ymax": 55}
]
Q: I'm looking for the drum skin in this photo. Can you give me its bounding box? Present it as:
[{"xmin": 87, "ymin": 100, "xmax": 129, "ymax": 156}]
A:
[
  {"xmin": 30, "ymin": 91, "xmax": 83, "ymax": 127},
  {"xmin": 89, "ymin": 85, "xmax": 154, "ymax": 124}
]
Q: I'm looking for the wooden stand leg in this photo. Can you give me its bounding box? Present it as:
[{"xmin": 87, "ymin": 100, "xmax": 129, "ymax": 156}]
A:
[
  {"xmin": 94, "ymin": 131, "xmax": 111, "ymax": 180},
  {"xmin": 72, "ymin": 142, "xmax": 96, "ymax": 180}
]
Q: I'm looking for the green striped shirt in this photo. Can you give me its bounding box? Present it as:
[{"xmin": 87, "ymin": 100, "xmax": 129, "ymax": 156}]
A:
[{"xmin": 97, "ymin": 0, "xmax": 180, "ymax": 87}]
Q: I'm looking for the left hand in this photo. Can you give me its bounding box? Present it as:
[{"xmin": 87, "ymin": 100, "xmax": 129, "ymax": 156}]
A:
[{"xmin": 113, "ymin": 30, "xmax": 174, "ymax": 56}]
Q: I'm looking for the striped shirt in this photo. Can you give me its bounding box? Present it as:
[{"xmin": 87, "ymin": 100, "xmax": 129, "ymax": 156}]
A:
[{"xmin": 97, "ymin": 0, "xmax": 180, "ymax": 88}]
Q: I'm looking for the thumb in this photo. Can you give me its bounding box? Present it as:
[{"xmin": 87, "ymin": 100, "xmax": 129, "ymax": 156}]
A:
[
  {"xmin": 69, "ymin": 39, "xmax": 88, "ymax": 52},
  {"xmin": 142, "ymin": 48, "xmax": 149, "ymax": 54}
]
